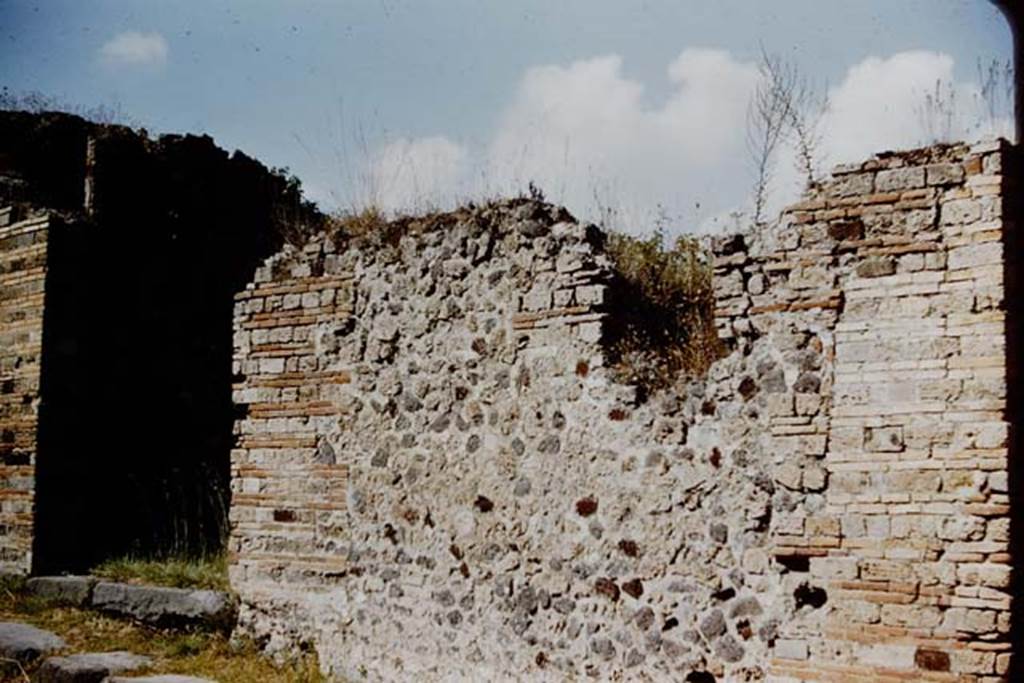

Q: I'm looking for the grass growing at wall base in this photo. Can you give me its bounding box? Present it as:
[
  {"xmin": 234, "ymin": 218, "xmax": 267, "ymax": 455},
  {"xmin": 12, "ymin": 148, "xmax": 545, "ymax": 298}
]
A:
[
  {"xmin": 90, "ymin": 554, "xmax": 230, "ymax": 592},
  {"xmin": 0, "ymin": 584, "xmax": 325, "ymax": 683}
]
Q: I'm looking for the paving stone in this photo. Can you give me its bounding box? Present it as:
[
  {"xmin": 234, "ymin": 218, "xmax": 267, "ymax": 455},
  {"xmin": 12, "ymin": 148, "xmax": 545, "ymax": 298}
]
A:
[
  {"xmin": 34, "ymin": 651, "xmax": 151, "ymax": 683},
  {"xmin": 25, "ymin": 576, "xmax": 96, "ymax": 607},
  {"xmin": 91, "ymin": 583, "xmax": 236, "ymax": 631},
  {"xmin": 0, "ymin": 621, "xmax": 65, "ymax": 664}
]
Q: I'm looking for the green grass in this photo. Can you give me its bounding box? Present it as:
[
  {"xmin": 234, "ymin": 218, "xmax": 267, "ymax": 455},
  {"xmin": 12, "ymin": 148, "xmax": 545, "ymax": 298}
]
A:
[
  {"xmin": 90, "ymin": 554, "xmax": 230, "ymax": 592},
  {"xmin": 0, "ymin": 583, "xmax": 326, "ymax": 683}
]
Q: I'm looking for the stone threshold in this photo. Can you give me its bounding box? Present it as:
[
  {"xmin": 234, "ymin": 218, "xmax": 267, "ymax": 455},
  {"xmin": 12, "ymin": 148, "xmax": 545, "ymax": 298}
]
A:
[{"xmin": 24, "ymin": 576, "xmax": 237, "ymax": 632}]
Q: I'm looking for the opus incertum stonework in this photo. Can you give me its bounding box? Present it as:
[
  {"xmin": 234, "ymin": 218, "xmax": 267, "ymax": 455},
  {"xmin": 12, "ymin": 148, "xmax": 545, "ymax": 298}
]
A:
[
  {"xmin": 230, "ymin": 142, "xmax": 1017, "ymax": 681},
  {"xmin": 1, "ymin": 110, "xmax": 1019, "ymax": 681}
]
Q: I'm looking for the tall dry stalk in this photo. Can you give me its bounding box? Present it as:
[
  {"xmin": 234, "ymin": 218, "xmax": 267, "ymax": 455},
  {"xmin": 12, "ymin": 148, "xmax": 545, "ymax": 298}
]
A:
[{"xmin": 747, "ymin": 50, "xmax": 827, "ymax": 223}]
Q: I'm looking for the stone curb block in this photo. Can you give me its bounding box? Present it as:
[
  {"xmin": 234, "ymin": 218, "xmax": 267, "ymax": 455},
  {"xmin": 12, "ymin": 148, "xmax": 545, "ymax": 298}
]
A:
[
  {"xmin": 90, "ymin": 582, "xmax": 237, "ymax": 632},
  {"xmin": 34, "ymin": 651, "xmax": 151, "ymax": 683},
  {"xmin": 25, "ymin": 576, "xmax": 97, "ymax": 607}
]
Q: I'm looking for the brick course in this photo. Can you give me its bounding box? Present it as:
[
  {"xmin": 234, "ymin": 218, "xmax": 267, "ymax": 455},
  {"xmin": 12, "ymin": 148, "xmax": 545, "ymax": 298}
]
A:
[
  {"xmin": 713, "ymin": 141, "xmax": 1014, "ymax": 682},
  {"xmin": 0, "ymin": 207, "xmax": 50, "ymax": 574}
]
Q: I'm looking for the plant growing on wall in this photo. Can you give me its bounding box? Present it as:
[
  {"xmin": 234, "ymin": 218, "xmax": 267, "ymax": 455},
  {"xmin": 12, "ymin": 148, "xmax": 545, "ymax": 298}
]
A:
[
  {"xmin": 747, "ymin": 51, "xmax": 828, "ymax": 225},
  {"xmin": 604, "ymin": 229, "xmax": 722, "ymax": 399}
]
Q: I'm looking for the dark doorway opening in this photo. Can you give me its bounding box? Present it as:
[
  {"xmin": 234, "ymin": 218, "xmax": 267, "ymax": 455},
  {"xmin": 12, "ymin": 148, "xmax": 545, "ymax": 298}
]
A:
[{"xmin": 25, "ymin": 122, "xmax": 310, "ymax": 573}]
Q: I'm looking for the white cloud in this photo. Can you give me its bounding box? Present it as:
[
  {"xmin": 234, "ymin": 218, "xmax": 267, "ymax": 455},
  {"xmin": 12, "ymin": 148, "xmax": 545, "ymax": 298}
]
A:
[
  {"xmin": 98, "ymin": 31, "xmax": 169, "ymax": 68},
  {"xmin": 369, "ymin": 136, "xmax": 468, "ymax": 212},
  {"xmin": 482, "ymin": 49, "xmax": 759, "ymax": 233},
  {"xmin": 821, "ymin": 51, "xmax": 1012, "ymax": 163},
  {"xmin": 359, "ymin": 50, "xmax": 760, "ymax": 225},
  {"xmin": 763, "ymin": 50, "xmax": 1013, "ymax": 217},
  {"xmin": 826, "ymin": 52, "xmax": 956, "ymax": 163},
  {"xmin": 362, "ymin": 48, "xmax": 1012, "ymax": 232}
]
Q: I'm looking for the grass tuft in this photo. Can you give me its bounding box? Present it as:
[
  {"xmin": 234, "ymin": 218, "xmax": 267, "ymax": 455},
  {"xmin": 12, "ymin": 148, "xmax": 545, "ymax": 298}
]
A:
[
  {"xmin": 91, "ymin": 554, "xmax": 229, "ymax": 592},
  {"xmin": 327, "ymin": 205, "xmax": 391, "ymax": 243}
]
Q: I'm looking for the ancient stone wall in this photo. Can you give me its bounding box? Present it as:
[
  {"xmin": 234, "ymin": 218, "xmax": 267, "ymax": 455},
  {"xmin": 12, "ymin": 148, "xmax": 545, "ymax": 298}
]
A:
[
  {"xmin": 231, "ymin": 140, "xmax": 1017, "ymax": 681},
  {"xmin": 714, "ymin": 140, "xmax": 1014, "ymax": 681},
  {"xmin": 230, "ymin": 203, "xmax": 798, "ymax": 680},
  {"xmin": 0, "ymin": 206, "xmax": 50, "ymax": 574}
]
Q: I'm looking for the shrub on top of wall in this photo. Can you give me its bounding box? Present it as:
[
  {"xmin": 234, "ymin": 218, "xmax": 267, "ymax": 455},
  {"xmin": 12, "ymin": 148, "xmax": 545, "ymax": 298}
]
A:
[
  {"xmin": 320, "ymin": 198, "xmax": 725, "ymax": 400},
  {"xmin": 604, "ymin": 230, "xmax": 723, "ymax": 398}
]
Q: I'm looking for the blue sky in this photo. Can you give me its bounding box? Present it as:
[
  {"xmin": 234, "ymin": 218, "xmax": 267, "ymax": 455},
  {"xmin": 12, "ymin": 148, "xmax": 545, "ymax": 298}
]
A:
[{"xmin": 0, "ymin": 0, "xmax": 1014, "ymax": 232}]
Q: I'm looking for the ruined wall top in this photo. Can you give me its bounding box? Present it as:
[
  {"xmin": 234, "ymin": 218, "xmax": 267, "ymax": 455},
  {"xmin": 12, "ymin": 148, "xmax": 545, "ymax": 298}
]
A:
[{"xmin": 229, "ymin": 137, "xmax": 1018, "ymax": 682}]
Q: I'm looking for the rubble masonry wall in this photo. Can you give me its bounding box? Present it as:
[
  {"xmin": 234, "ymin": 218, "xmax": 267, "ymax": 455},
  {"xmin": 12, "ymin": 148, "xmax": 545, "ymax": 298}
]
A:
[{"xmin": 229, "ymin": 139, "xmax": 1017, "ymax": 682}]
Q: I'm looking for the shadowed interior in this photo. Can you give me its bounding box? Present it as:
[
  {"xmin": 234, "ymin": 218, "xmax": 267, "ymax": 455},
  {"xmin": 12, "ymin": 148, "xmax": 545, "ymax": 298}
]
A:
[{"xmin": 0, "ymin": 114, "xmax": 311, "ymax": 572}]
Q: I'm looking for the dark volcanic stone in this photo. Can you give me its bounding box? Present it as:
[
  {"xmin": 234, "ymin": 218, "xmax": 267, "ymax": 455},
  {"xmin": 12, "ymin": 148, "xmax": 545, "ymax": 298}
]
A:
[
  {"xmin": 90, "ymin": 583, "xmax": 236, "ymax": 631},
  {"xmin": 0, "ymin": 621, "xmax": 65, "ymax": 664},
  {"xmin": 35, "ymin": 651, "xmax": 151, "ymax": 683}
]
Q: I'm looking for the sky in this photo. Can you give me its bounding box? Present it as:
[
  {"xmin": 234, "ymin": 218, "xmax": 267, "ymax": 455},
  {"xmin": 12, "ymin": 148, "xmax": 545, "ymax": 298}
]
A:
[{"xmin": 0, "ymin": 0, "xmax": 1014, "ymax": 234}]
